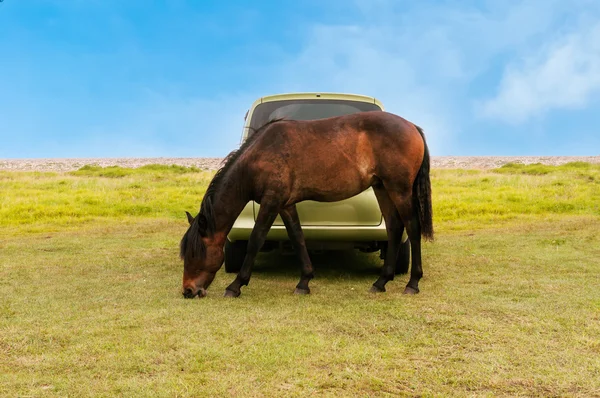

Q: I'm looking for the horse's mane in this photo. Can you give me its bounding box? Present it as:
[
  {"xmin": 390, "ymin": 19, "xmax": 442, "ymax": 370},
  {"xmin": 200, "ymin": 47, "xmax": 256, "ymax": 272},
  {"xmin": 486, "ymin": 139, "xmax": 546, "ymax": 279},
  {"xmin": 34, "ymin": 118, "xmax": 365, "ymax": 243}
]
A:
[{"xmin": 180, "ymin": 118, "xmax": 285, "ymax": 260}]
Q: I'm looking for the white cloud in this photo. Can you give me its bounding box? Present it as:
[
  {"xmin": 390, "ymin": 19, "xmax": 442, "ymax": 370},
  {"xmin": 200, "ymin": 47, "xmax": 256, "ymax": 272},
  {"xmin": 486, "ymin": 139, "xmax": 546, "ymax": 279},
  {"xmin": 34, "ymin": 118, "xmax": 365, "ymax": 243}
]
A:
[
  {"xmin": 280, "ymin": 0, "xmax": 600, "ymax": 134},
  {"xmin": 480, "ymin": 20, "xmax": 600, "ymax": 123}
]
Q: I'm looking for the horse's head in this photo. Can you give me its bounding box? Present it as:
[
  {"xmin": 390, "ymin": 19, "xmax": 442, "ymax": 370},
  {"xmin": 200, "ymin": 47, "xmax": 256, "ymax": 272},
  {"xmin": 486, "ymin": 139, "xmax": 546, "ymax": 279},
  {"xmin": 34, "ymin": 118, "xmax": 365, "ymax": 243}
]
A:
[{"xmin": 180, "ymin": 211, "xmax": 224, "ymax": 299}]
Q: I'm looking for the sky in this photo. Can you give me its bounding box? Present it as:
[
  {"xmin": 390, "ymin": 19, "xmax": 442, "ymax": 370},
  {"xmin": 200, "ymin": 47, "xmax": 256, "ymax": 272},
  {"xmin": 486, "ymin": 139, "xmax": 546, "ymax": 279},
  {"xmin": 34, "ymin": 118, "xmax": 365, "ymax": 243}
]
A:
[{"xmin": 1, "ymin": 0, "xmax": 599, "ymax": 158}]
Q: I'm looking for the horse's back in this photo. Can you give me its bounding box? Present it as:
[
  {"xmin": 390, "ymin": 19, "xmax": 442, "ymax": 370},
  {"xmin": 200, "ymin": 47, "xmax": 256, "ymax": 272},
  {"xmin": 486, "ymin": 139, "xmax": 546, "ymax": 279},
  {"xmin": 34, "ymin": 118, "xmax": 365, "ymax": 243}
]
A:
[
  {"xmin": 290, "ymin": 111, "xmax": 425, "ymax": 179},
  {"xmin": 254, "ymin": 111, "xmax": 420, "ymax": 152}
]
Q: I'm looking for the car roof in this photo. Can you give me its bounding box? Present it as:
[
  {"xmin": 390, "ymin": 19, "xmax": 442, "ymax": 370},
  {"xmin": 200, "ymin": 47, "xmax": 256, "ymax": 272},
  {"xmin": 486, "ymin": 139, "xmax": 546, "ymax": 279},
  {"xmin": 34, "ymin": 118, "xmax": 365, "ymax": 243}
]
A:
[{"xmin": 249, "ymin": 92, "xmax": 384, "ymax": 111}]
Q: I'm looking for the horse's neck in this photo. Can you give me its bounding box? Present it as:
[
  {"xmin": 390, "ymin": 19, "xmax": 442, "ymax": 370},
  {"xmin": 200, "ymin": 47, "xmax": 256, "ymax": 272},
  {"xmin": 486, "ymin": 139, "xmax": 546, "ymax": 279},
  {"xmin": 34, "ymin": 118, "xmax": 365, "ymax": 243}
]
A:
[{"xmin": 211, "ymin": 179, "xmax": 250, "ymax": 238}]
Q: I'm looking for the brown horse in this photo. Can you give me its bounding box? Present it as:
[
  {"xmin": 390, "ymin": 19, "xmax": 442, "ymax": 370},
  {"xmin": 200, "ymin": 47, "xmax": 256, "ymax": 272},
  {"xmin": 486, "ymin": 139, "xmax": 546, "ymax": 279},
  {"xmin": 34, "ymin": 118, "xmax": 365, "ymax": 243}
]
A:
[{"xmin": 180, "ymin": 111, "xmax": 433, "ymax": 298}]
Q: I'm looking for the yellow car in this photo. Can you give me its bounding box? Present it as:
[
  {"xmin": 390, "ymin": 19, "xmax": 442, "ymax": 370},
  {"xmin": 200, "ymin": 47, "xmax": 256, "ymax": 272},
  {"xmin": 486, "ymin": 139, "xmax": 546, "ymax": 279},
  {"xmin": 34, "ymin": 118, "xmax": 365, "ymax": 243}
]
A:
[{"xmin": 226, "ymin": 93, "xmax": 410, "ymax": 273}]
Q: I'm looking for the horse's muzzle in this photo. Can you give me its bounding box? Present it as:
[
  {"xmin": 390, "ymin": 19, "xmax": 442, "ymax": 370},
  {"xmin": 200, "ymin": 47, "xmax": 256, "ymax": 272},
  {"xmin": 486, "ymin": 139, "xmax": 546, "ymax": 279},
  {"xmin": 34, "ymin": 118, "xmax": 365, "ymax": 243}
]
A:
[{"xmin": 182, "ymin": 287, "xmax": 207, "ymax": 299}]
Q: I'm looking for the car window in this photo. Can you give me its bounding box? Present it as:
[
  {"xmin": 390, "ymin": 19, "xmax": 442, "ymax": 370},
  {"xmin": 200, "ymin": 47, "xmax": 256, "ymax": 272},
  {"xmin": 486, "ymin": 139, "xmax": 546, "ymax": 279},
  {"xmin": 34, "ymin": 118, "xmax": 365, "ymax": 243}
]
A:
[{"xmin": 249, "ymin": 99, "xmax": 382, "ymax": 133}]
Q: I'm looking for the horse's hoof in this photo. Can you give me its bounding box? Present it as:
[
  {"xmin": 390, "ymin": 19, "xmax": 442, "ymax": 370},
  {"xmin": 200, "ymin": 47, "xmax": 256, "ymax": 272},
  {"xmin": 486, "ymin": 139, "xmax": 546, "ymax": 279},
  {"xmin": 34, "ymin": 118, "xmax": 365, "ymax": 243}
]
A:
[
  {"xmin": 369, "ymin": 285, "xmax": 386, "ymax": 293},
  {"xmin": 294, "ymin": 288, "xmax": 310, "ymax": 295},
  {"xmin": 224, "ymin": 289, "xmax": 240, "ymax": 298},
  {"xmin": 403, "ymin": 286, "xmax": 419, "ymax": 295}
]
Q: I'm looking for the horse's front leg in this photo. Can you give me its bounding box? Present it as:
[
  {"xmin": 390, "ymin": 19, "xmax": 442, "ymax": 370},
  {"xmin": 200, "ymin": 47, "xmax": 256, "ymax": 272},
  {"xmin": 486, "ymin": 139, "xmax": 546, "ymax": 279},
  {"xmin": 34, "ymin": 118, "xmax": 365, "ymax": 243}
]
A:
[
  {"xmin": 224, "ymin": 203, "xmax": 279, "ymax": 298},
  {"xmin": 280, "ymin": 205, "xmax": 314, "ymax": 295}
]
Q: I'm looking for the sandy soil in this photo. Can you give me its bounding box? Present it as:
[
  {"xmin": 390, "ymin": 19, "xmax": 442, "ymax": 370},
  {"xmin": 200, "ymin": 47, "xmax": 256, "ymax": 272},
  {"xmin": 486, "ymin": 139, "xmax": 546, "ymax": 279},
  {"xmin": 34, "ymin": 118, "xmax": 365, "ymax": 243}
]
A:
[{"xmin": 0, "ymin": 156, "xmax": 599, "ymax": 172}]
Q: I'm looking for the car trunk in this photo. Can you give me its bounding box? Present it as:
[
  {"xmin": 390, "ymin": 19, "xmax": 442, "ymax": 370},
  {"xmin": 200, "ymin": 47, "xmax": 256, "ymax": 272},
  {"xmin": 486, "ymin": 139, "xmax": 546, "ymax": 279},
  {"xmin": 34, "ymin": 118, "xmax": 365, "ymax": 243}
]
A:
[{"xmin": 254, "ymin": 188, "xmax": 382, "ymax": 226}]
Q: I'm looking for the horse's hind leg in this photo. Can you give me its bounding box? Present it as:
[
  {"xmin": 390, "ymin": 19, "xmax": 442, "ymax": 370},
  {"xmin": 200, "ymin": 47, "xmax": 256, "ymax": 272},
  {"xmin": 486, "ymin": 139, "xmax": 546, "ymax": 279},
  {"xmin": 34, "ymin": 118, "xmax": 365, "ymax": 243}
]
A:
[
  {"xmin": 402, "ymin": 210, "xmax": 423, "ymax": 294},
  {"xmin": 377, "ymin": 185, "xmax": 424, "ymax": 294},
  {"xmin": 387, "ymin": 189, "xmax": 423, "ymax": 295},
  {"xmin": 370, "ymin": 187, "xmax": 405, "ymax": 293},
  {"xmin": 280, "ymin": 205, "xmax": 314, "ymax": 294},
  {"xmin": 224, "ymin": 202, "xmax": 279, "ymax": 297}
]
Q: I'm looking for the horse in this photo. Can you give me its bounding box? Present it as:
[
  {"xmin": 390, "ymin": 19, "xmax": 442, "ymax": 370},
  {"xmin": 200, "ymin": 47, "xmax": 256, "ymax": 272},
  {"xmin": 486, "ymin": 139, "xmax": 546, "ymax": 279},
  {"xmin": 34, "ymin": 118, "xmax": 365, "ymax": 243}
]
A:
[{"xmin": 180, "ymin": 111, "xmax": 433, "ymax": 298}]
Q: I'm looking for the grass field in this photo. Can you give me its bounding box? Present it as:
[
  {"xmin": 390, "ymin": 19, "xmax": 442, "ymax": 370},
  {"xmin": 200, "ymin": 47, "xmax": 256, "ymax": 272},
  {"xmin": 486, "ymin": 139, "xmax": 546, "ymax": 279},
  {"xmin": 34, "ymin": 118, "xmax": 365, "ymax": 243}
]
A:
[{"xmin": 1, "ymin": 163, "xmax": 599, "ymax": 397}]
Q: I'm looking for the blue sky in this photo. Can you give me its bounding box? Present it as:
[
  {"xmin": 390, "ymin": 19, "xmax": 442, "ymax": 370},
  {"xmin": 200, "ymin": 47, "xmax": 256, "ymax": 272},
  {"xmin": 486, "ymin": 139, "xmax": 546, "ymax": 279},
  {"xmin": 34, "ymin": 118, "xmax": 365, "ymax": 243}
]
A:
[{"xmin": 1, "ymin": 0, "xmax": 599, "ymax": 158}]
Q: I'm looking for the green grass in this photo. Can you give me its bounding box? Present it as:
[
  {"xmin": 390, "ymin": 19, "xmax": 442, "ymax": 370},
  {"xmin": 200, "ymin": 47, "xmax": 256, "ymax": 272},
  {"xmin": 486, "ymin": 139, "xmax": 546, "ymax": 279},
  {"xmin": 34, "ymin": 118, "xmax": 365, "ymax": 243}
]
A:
[
  {"xmin": 71, "ymin": 164, "xmax": 203, "ymax": 178},
  {"xmin": 1, "ymin": 164, "xmax": 599, "ymax": 397},
  {"xmin": 434, "ymin": 162, "xmax": 600, "ymax": 230},
  {"xmin": 0, "ymin": 165, "xmax": 214, "ymax": 231}
]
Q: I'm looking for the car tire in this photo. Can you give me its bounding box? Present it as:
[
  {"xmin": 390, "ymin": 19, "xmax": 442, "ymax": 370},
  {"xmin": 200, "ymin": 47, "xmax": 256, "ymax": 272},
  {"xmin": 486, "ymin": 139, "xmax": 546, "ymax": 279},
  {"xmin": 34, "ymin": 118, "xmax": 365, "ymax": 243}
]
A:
[
  {"xmin": 395, "ymin": 239, "xmax": 410, "ymax": 275},
  {"xmin": 224, "ymin": 240, "xmax": 247, "ymax": 273}
]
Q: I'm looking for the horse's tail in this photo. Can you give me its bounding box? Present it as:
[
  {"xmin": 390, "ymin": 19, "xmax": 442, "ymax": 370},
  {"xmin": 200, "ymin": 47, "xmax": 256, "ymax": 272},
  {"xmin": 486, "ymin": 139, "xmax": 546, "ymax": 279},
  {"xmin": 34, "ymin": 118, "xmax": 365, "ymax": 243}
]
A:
[{"xmin": 413, "ymin": 125, "xmax": 434, "ymax": 241}]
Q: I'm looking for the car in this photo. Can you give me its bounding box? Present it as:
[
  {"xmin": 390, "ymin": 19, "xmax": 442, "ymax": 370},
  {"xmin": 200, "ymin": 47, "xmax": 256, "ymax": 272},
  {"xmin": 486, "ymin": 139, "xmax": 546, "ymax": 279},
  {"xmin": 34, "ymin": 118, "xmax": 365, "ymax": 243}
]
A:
[{"xmin": 225, "ymin": 92, "xmax": 410, "ymax": 273}]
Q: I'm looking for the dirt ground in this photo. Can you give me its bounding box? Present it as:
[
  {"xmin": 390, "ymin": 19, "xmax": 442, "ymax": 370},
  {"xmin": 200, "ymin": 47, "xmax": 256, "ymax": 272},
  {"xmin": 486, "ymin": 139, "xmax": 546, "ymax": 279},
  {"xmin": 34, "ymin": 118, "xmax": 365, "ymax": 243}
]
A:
[{"xmin": 1, "ymin": 156, "xmax": 599, "ymax": 172}]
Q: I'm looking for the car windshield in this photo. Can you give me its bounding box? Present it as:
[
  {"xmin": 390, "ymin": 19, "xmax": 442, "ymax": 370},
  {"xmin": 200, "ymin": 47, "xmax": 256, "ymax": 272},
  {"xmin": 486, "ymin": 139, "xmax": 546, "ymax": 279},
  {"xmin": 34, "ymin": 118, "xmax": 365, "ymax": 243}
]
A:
[{"xmin": 249, "ymin": 99, "xmax": 382, "ymax": 133}]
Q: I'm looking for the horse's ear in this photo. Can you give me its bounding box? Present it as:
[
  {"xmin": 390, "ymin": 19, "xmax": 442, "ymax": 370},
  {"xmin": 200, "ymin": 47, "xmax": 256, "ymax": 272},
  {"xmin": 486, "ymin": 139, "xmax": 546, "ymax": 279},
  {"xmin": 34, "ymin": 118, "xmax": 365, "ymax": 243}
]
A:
[{"xmin": 185, "ymin": 211, "xmax": 194, "ymax": 225}]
